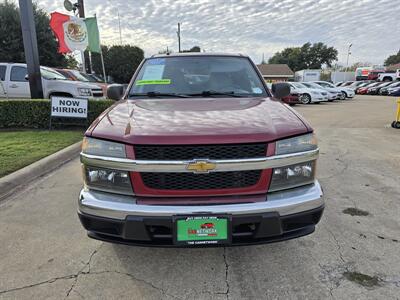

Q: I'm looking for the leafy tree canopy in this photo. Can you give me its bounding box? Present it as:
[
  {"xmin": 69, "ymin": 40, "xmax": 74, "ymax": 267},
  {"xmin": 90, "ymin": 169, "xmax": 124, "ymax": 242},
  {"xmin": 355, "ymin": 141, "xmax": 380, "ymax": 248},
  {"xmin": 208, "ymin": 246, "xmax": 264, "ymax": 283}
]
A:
[
  {"xmin": 91, "ymin": 45, "xmax": 144, "ymax": 83},
  {"xmin": 384, "ymin": 50, "xmax": 400, "ymax": 66},
  {"xmin": 268, "ymin": 42, "xmax": 338, "ymax": 71},
  {"xmin": 0, "ymin": 0, "xmax": 76, "ymax": 67},
  {"xmin": 182, "ymin": 46, "xmax": 201, "ymax": 53},
  {"xmin": 158, "ymin": 46, "xmax": 201, "ymax": 54}
]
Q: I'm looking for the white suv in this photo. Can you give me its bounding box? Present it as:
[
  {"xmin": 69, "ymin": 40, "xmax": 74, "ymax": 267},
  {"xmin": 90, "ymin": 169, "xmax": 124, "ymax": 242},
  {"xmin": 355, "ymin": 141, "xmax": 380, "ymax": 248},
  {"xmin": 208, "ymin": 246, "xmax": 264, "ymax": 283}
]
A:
[{"xmin": 0, "ymin": 63, "xmax": 104, "ymax": 99}]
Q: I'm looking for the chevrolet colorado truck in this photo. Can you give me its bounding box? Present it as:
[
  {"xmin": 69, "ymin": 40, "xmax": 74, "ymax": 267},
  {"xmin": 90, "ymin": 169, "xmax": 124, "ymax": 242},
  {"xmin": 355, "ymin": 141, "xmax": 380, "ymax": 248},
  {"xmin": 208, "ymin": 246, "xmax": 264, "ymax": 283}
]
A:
[{"xmin": 78, "ymin": 53, "xmax": 324, "ymax": 247}]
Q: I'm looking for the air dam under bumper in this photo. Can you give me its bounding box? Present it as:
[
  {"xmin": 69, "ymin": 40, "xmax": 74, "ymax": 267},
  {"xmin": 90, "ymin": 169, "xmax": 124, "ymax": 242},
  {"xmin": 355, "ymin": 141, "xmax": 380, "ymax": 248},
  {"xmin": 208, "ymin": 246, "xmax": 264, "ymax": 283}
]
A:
[{"xmin": 78, "ymin": 181, "xmax": 324, "ymax": 246}]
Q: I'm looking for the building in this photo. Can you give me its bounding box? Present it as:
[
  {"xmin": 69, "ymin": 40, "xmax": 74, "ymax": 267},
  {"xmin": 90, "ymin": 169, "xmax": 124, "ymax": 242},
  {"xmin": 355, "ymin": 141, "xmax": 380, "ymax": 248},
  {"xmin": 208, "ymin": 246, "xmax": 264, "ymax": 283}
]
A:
[{"xmin": 256, "ymin": 64, "xmax": 294, "ymax": 82}]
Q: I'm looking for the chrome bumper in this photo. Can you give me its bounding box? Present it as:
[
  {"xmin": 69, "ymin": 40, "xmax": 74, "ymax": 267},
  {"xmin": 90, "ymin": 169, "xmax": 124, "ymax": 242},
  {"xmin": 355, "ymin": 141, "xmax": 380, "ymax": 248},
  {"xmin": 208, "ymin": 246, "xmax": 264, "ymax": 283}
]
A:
[{"xmin": 78, "ymin": 181, "xmax": 323, "ymax": 220}]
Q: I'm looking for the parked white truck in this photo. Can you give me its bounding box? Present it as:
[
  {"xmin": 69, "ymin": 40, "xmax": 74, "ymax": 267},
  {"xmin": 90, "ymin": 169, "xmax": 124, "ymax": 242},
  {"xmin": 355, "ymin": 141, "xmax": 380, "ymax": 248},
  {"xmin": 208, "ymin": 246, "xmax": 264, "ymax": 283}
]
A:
[
  {"xmin": 0, "ymin": 63, "xmax": 104, "ymax": 99},
  {"xmin": 295, "ymin": 69, "xmax": 321, "ymax": 82},
  {"xmin": 377, "ymin": 69, "xmax": 400, "ymax": 82}
]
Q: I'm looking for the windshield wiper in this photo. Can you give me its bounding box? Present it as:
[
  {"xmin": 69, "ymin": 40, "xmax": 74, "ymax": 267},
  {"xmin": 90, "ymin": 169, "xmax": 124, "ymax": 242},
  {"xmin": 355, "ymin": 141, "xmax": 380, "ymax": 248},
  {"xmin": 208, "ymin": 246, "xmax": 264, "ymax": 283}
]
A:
[
  {"xmin": 184, "ymin": 91, "xmax": 246, "ymax": 97},
  {"xmin": 128, "ymin": 92, "xmax": 190, "ymax": 98}
]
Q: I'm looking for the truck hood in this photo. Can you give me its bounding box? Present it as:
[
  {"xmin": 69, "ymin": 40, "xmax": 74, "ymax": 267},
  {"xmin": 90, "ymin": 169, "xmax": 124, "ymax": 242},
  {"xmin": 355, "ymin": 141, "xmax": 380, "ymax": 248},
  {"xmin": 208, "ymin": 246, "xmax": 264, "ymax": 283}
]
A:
[{"xmin": 88, "ymin": 97, "xmax": 310, "ymax": 145}]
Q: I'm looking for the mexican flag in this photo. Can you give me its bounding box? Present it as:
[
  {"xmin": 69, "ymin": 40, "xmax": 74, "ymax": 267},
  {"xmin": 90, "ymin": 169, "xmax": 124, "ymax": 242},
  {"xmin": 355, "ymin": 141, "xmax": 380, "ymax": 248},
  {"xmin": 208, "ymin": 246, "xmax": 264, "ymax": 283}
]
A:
[{"xmin": 50, "ymin": 12, "xmax": 101, "ymax": 54}]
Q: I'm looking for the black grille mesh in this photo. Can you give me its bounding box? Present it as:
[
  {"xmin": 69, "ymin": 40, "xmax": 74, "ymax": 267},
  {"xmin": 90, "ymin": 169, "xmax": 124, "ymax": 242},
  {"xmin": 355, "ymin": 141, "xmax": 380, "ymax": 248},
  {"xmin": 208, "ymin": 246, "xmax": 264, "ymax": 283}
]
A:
[
  {"xmin": 140, "ymin": 171, "xmax": 262, "ymax": 190},
  {"xmin": 134, "ymin": 144, "xmax": 267, "ymax": 160}
]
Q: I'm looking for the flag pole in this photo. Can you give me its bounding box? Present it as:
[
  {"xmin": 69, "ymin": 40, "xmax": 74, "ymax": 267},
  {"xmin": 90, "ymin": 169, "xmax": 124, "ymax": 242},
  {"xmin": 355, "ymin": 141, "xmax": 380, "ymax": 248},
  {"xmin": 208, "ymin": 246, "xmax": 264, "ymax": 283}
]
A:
[
  {"xmin": 93, "ymin": 13, "xmax": 107, "ymax": 83},
  {"xmin": 100, "ymin": 49, "xmax": 107, "ymax": 83},
  {"xmin": 81, "ymin": 51, "xmax": 86, "ymax": 73}
]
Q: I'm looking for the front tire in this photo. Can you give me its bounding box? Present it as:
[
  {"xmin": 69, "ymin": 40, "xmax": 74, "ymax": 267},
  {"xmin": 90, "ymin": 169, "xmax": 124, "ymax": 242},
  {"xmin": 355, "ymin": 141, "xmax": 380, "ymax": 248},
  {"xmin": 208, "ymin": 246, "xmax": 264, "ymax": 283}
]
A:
[
  {"xmin": 392, "ymin": 121, "xmax": 400, "ymax": 129},
  {"xmin": 340, "ymin": 92, "xmax": 346, "ymax": 100},
  {"xmin": 299, "ymin": 94, "xmax": 311, "ymax": 104}
]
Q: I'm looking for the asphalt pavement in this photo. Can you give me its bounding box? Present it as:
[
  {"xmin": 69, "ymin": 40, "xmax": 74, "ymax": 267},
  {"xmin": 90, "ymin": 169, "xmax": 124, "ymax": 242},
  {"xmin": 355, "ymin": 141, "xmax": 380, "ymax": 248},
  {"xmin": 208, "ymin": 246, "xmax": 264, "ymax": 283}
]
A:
[{"xmin": 0, "ymin": 95, "xmax": 399, "ymax": 299}]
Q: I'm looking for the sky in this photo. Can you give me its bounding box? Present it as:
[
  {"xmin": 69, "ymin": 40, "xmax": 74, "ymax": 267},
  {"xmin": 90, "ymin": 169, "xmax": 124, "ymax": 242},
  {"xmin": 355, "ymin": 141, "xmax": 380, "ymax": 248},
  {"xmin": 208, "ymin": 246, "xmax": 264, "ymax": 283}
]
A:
[{"xmin": 34, "ymin": 0, "xmax": 399, "ymax": 66}]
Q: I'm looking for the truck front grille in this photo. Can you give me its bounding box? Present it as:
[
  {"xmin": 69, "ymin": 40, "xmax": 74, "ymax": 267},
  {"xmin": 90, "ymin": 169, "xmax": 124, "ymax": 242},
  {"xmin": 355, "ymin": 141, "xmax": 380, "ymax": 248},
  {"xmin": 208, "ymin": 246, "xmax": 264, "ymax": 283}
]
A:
[
  {"xmin": 134, "ymin": 143, "xmax": 267, "ymax": 160},
  {"xmin": 91, "ymin": 89, "xmax": 104, "ymax": 98},
  {"xmin": 140, "ymin": 170, "xmax": 262, "ymax": 190}
]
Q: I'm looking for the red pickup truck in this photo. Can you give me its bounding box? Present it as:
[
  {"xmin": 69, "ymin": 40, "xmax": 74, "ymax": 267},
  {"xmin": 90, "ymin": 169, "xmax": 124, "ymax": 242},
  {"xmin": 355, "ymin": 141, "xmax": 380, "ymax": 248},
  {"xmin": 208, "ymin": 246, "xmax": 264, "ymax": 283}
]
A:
[{"xmin": 78, "ymin": 53, "xmax": 323, "ymax": 247}]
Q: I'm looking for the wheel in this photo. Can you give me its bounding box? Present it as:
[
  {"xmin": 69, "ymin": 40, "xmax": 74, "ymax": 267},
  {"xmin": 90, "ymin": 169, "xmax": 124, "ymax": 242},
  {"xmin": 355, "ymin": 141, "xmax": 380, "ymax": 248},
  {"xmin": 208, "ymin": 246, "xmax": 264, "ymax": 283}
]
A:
[
  {"xmin": 299, "ymin": 94, "xmax": 311, "ymax": 104},
  {"xmin": 340, "ymin": 92, "xmax": 346, "ymax": 100},
  {"xmin": 394, "ymin": 121, "xmax": 400, "ymax": 129}
]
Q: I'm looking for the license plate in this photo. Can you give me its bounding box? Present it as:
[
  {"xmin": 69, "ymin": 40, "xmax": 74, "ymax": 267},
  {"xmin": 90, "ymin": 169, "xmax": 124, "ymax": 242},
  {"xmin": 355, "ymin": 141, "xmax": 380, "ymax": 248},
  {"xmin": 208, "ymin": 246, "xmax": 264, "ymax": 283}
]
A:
[{"xmin": 174, "ymin": 215, "xmax": 231, "ymax": 246}]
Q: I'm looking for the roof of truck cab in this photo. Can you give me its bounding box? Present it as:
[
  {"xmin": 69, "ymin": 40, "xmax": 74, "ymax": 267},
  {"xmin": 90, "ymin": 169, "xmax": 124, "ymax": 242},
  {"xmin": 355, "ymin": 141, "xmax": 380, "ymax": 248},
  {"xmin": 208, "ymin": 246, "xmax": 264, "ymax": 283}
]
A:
[{"xmin": 150, "ymin": 52, "xmax": 247, "ymax": 58}]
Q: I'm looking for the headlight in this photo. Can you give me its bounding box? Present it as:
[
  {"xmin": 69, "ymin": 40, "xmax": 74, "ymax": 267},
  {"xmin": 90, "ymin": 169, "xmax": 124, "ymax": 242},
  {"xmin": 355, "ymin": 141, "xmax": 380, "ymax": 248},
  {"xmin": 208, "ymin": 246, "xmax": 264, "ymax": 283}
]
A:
[
  {"xmin": 83, "ymin": 166, "xmax": 133, "ymax": 195},
  {"xmin": 82, "ymin": 137, "xmax": 126, "ymax": 158},
  {"xmin": 78, "ymin": 88, "xmax": 92, "ymax": 96},
  {"xmin": 81, "ymin": 138, "xmax": 132, "ymax": 194},
  {"xmin": 269, "ymin": 161, "xmax": 316, "ymax": 192},
  {"xmin": 275, "ymin": 133, "xmax": 317, "ymax": 155}
]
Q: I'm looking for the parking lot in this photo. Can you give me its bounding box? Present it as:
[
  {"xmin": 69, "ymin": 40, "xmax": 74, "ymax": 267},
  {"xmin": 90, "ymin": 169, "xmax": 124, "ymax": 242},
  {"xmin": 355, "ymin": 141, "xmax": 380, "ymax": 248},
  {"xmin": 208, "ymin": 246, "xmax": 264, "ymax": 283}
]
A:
[{"xmin": 0, "ymin": 95, "xmax": 399, "ymax": 299}]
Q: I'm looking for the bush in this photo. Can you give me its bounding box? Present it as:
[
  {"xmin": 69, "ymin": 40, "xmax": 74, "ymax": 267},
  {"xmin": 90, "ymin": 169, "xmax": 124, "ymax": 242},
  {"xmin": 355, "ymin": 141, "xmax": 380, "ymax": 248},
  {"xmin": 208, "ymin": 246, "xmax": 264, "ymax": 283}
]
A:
[{"xmin": 0, "ymin": 99, "xmax": 114, "ymax": 129}]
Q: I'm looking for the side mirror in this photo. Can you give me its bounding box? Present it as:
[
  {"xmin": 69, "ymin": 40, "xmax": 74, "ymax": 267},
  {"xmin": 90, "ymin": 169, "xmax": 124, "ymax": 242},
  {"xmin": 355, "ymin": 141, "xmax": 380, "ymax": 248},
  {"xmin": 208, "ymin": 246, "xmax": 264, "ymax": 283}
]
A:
[
  {"xmin": 107, "ymin": 84, "xmax": 124, "ymax": 101},
  {"xmin": 25, "ymin": 74, "xmax": 29, "ymax": 81},
  {"xmin": 271, "ymin": 83, "xmax": 290, "ymax": 99}
]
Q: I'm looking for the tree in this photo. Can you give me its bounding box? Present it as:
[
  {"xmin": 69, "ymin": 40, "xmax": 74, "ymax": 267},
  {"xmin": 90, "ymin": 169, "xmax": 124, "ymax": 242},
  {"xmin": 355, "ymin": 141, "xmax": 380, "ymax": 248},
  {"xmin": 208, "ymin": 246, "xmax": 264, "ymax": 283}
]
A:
[
  {"xmin": 384, "ymin": 50, "xmax": 400, "ymax": 66},
  {"xmin": 268, "ymin": 42, "xmax": 338, "ymax": 71},
  {"xmin": 91, "ymin": 45, "xmax": 144, "ymax": 83},
  {"xmin": 0, "ymin": 1, "xmax": 76, "ymax": 67},
  {"xmin": 182, "ymin": 46, "xmax": 201, "ymax": 53}
]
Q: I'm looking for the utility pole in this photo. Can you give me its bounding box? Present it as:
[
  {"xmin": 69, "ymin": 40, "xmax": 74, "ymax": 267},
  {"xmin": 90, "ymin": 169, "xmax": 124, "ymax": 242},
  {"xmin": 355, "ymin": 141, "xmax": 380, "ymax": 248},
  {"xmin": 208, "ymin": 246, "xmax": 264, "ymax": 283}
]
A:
[
  {"xmin": 117, "ymin": 9, "xmax": 123, "ymax": 45},
  {"xmin": 346, "ymin": 43, "xmax": 352, "ymax": 72},
  {"xmin": 18, "ymin": 0, "xmax": 43, "ymax": 99},
  {"xmin": 77, "ymin": 0, "xmax": 91, "ymax": 73},
  {"xmin": 177, "ymin": 23, "xmax": 181, "ymax": 53}
]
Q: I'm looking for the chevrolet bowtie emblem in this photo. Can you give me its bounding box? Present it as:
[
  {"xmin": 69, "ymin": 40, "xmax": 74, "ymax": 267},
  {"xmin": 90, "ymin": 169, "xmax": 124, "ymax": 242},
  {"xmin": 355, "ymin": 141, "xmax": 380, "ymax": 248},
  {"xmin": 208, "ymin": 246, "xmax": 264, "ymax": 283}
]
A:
[{"xmin": 186, "ymin": 160, "xmax": 216, "ymax": 173}]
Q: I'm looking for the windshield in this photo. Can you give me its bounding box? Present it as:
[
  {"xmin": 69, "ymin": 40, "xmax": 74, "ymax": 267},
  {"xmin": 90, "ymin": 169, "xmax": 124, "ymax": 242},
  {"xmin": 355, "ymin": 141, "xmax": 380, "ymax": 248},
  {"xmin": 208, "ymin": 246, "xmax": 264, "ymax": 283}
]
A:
[
  {"xmin": 303, "ymin": 82, "xmax": 323, "ymax": 89},
  {"xmin": 69, "ymin": 70, "xmax": 89, "ymax": 82},
  {"xmin": 81, "ymin": 73, "xmax": 103, "ymax": 83},
  {"xmin": 41, "ymin": 67, "xmax": 67, "ymax": 80},
  {"xmin": 389, "ymin": 82, "xmax": 400, "ymax": 88},
  {"xmin": 129, "ymin": 56, "xmax": 268, "ymax": 98},
  {"xmin": 291, "ymin": 82, "xmax": 307, "ymax": 89},
  {"xmin": 316, "ymin": 81, "xmax": 334, "ymax": 88}
]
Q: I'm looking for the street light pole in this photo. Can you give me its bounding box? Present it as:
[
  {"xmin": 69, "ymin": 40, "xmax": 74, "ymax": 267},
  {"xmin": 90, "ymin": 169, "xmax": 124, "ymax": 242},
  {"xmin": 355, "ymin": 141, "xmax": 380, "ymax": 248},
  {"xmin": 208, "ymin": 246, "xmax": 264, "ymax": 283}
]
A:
[
  {"xmin": 177, "ymin": 23, "xmax": 181, "ymax": 53},
  {"xmin": 346, "ymin": 43, "xmax": 352, "ymax": 71},
  {"xmin": 18, "ymin": 0, "xmax": 43, "ymax": 99},
  {"xmin": 77, "ymin": 0, "xmax": 92, "ymax": 73},
  {"xmin": 117, "ymin": 9, "xmax": 123, "ymax": 45}
]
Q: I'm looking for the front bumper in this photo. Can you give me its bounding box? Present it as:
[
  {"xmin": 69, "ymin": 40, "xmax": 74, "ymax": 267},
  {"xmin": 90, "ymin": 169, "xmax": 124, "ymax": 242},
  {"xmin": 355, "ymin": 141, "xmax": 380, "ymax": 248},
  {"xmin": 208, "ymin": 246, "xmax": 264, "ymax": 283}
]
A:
[
  {"xmin": 312, "ymin": 96, "xmax": 329, "ymax": 102},
  {"xmin": 78, "ymin": 181, "xmax": 324, "ymax": 246}
]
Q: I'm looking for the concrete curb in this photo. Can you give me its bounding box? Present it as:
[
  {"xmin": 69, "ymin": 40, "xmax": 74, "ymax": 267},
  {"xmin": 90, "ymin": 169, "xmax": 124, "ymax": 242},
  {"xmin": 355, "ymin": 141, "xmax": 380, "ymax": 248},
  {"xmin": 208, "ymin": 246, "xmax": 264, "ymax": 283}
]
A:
[{"xmin": 0, "ymin": 141, "xmax": 82, "ymax": 201}]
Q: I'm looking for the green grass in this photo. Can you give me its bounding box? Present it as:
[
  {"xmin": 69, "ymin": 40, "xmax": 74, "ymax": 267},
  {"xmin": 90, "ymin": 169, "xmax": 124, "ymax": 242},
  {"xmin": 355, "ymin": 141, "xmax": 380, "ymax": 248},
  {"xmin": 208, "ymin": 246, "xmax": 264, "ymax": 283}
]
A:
[{"xmin": 0, "ymin": 130, "xmax": 83, "ymax": 177}]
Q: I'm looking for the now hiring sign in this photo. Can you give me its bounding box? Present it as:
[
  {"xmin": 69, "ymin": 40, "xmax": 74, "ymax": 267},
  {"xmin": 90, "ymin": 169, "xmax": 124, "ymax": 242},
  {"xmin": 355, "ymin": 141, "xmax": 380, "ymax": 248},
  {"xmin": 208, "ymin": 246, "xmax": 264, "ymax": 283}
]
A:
[{"xmin": 51, "ymin": 97, "xmax": 88, "ymax": 118}]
